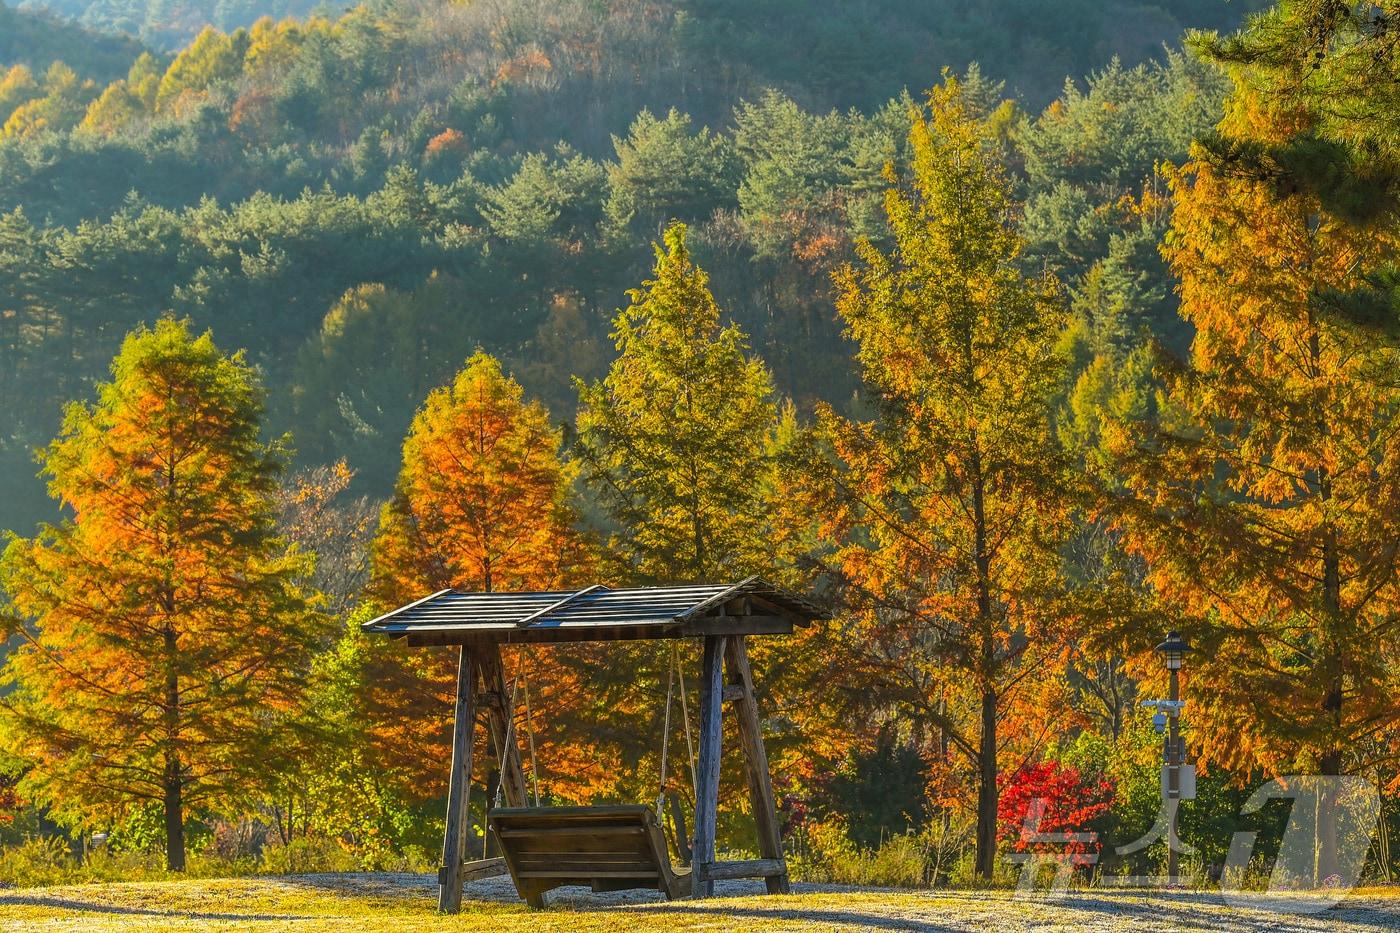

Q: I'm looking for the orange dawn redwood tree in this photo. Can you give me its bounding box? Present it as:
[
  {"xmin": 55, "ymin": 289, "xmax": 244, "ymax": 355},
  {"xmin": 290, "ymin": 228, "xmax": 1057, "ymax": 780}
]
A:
[
  {"xmin": 360, "ymin": 351, "xmax": 602, "ymax": 801},
  {"xmin": 788, "ymin": 78, "xmax": 1075, "ymax": 879},
  {"xmin": 0, "ymin": 319, "xmax": 324, "ymax": 871},
  {"xmin": 1103, "ymin": 86, "xmax": 1400, "ymax": 880}
]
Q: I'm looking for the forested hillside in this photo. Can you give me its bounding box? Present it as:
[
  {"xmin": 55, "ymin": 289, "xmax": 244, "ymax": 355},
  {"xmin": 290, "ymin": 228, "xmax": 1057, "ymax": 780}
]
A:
[
  {"xmin": 19, "ymin": 0, "xmax": 321, "ymax": 48},
  {"xmin": 0, "ymin": 0, "xmax": 1251, "ymax": 536},
  {"xmin": 16, "ymin": 0, "xmax": 1264, "ymax": 92},
  {"xmin": 0, "ymin": 1, "xmax": 147, "ymax": 80}
]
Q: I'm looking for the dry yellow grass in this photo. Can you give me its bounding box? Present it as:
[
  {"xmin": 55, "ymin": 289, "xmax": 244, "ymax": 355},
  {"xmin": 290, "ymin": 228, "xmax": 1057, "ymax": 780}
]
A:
[{"xmin": 2, "ymin": 874, "xmax": 1400, "ymax": 932}]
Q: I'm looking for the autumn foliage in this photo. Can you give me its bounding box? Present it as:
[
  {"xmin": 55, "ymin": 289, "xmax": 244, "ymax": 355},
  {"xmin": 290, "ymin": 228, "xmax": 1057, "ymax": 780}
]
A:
[
  {"xmin": 0, "ymin": 772, "xmax": 19, "ymax": 824},
  {"xmin": 793, "ymin": 77, "xmax": 1074, "ymax": 878},
  {"xmin": 998, "ymin": 760, "xmax": 1114, "ymax": 865},
  {"xmin": 0, "ymin": 319, "xmax": 323, "ymax": 870},
  {"xmin": 1106, "ymin": 92, "xmax": 1400, "ymax": 784},
  {"xmin": 10, "ymin": 0, "xmax": 1400, "ymax": 883},
  {"xmin": 370, "ymin": 350, "xmax": 589, "ymax": 604},
  {"xmin": 575, "ymin": 222, "xmax": 778, "ymax": 583},
  {"xmin": 359, "ymin": 350, "xmax": 603, "ymax": 801}
]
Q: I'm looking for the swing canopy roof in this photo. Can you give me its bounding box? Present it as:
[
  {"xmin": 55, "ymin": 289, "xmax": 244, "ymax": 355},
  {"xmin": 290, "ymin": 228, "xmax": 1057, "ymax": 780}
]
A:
[{"xmin": 361, "ymin": 576, "xmax": 827, "ymax": 646}]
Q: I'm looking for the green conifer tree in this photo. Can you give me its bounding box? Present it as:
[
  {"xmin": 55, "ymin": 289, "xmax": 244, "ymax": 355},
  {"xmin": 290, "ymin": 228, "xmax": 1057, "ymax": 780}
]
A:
[{"xmin": 575, "ymin": 221, "xmax": 778, "ymax": 582}]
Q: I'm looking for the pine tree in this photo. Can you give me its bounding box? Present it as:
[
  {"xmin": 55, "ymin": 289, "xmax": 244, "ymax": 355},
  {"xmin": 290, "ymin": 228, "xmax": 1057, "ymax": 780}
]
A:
[
  {"xmin": 604, "ymin": 108, "xmax": 736, "ymax": 235},
  {"xmin": 799, "ymin": 78, "xmax": 1072, "ymax": 879},
  {"xmin": 575, "ymin": 221, "xmax": 778, "ymax": 583},
  {"xmin": 570, "ymin": 224, "xmax": 787, "ymax": 815},
  {"xmin": 1200, "ymin": 1, "xmax": 1400, "ymax": 167},
  {"xmin": 0, "ymin": 319, "xmax": 322, "ymax": 871},
  {"xmin": 1191, "ymin": 2, "xmax": 1400, "ymax": 238}
]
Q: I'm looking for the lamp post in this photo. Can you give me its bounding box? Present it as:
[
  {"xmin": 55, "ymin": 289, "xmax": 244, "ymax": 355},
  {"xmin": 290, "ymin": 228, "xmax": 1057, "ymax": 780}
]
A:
[{"xmin": 1156, "ymin": 630, "xmax": 1191, "ymax": 885}]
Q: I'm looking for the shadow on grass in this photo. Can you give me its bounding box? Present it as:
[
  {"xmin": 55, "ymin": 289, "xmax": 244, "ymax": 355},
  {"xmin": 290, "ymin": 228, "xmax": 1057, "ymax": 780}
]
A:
[
  {"xmin": 0, "ymin": 893, "xmax": 314, "ymax": 922},
  {"xmin": 585, "ymin": 888, "xmax": 1400, "ymax": 933},
  {"xmin": 264, "ymin": 872, "xmax": 436, "ymax": 894},
  {"xmin": 1041, "ymin": 889, "xmax": 1400, "ymax": 932},
  {"xmin": 619, "ymin": 903, "xmax": 964, "ymax": 932}
]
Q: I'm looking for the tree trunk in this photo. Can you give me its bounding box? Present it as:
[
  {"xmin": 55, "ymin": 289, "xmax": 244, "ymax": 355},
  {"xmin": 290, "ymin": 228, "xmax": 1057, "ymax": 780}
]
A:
[
  {"xmin": 163, "ymin": 752, "xmax": 186, "ymax": 872},
  {"xmin": 970, "ymin": 448, "xmax": 998, "ymax": 880},
  {"xmin": 975, "ymin": 688, "xmax": 998, "ymax": 880},
  {"xmin": 162, "ymin": 620, "xmax": 185, "ymax": 872},
  {"xmin": 1317, "ymin": 446, "xmax": 1342, "ymax": 886},
  {"xmin": 938, "ymin": 703, "xmax": 952, "ymax": 840}
]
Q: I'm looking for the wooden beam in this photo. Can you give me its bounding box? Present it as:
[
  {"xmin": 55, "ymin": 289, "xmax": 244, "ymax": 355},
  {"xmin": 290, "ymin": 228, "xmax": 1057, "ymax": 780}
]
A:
[
  {"xmin": 691, "ymin": 634, "xmax": 726, "ymax": 898},
  {"xmin": 716, "ymin": 595, "xmax": 753, "ymax": 617},
  {"xmin": 674, "ymin": 576, "xmax": 759, "ymax": 620},
  {"xmin": 397, "ymin": 617, "xmax": 794, "ymax": 647},
  {"xmin": 704, "ymin": 858, "xmax": 787, "ymax": 881},
  {"xmin": 686, "ymin": 615, "xmax": 795, "ymax": 636},
  {"xmin": 725, "ymin": 636, "xmax": 790, "ymax": 894},
  {"xmin": 438, "ymin": 647, "xmax": 478, "ymax": 913},
  {"xmin": 460, "ymin": 857, "xmax": 509, "ymax": 882},
  {"xmin": 512, "ymin": 584, "xmax": 605, "ymax": 627},
  {"xmin": 404, "ymin": 624, "xmax": 690, "ymax": 648}
]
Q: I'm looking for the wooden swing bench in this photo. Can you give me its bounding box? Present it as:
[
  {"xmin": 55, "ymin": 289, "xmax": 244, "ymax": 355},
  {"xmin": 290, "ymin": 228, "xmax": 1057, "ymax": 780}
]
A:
[
  {"xmin": 362, "ymin": 577, "xmax": 827, "ymax": 912},
  {"xmin": 490, "ymin": 805, "xmax": 691, "ymax": 905},
  {"xmin": 490, "ymin": 804, "xmax": 789, "ymax": 906}
]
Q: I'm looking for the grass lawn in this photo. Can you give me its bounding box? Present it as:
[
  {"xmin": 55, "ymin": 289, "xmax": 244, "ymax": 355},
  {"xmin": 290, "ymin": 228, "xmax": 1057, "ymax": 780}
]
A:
[{"xmin": 2, "ymin": 873, "xmax": 1400, "ymax": 931}]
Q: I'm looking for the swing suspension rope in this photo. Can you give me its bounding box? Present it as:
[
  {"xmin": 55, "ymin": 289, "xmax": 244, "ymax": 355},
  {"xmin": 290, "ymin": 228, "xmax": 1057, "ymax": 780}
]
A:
[
  {"xmin": 655, "ymin": 656, "xmax": 674, "ymax": 818},
  {"xmin": 481, "ymin": 666, "xmax": 534, "ymax": 858},
  {"xmin": 493, "ymin": 672, "xmax": 523, "ymax": 810},
  {"xmin": 677, "ymin": 646, "xmax": 698, "ymax": 794},
  {"xmin": 483, "ymin": 646, "xmax": 695, "ymax": 835},
  {"xmin": 655, "ymin": 643, "xmax": 699, "ymax": 820},
  {"xmin": 522, "ymin": 666, "xmax": 541, "ymax": 807}
]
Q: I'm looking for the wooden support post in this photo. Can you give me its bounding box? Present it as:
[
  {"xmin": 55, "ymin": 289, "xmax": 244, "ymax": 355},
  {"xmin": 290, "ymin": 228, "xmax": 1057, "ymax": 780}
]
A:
[
  {"xmin": 480, "ymin": 646, "xmax": 528, "ymax": 808},
  {"xmin": 725, "ymin": 636, "xmax": 790, "ymax": 894},
  {"xmin": 692, "ymin": 634, "xmax": 726, "ymax": 897},
  {"xmin": 438, "ymin": 647, "xmax": 478, "ymax": 914}
]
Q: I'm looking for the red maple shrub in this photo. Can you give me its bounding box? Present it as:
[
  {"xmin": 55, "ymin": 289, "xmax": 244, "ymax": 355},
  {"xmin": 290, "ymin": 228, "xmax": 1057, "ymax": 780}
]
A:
[{"xmin": 998, "ymin": 760, "xmax": 1114, "ymax": 864}]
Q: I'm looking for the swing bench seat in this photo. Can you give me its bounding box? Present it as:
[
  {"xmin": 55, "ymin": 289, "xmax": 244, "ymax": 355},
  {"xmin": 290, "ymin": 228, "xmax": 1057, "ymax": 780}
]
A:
[{"xmin": 489, "ymin": 805, "xmax": 691, "ymax": 907}]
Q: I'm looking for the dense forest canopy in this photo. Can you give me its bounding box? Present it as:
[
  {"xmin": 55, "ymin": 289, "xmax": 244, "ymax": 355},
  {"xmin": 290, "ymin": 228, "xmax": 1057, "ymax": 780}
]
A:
[
  {"xmin": 0, "ymin": 1, "xmax": 148, "ymax": 80},
  {"xmin": 13, "ymin": 0, "xmax": 1266, "ymax": 93},
  {"xmin": 0, "ymin": 0, "xmax": 1253, "ymax": 536},
  {"xmin": 14, "ymin": 0, "xmax": 323, "ymax": 48}
]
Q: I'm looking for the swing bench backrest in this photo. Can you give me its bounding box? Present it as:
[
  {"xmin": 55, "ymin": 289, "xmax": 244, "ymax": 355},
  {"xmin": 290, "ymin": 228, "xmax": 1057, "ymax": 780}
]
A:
[{"xmin": 489, "ymin": 805, "xmax": 691, "ymax": 906}]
